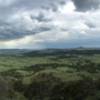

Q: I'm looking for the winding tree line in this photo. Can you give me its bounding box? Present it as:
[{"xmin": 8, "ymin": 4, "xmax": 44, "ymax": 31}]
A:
[{"xmin": 25, "ymin": 49, "xmax": 100, "ymax": 57}]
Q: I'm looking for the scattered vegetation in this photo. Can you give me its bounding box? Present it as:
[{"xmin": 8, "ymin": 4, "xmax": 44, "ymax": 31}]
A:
[{"xmin": 0, "ymin": 49, "xmax": 100, "ymax": 100}]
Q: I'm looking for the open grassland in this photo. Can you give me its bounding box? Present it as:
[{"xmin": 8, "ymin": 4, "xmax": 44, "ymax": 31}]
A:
[
  {"xmin": 0, "ymin": 49, "xmax": 100, "ymax": 100},
  {"xmin": 0, "ymin": 54, "xmax": 100, "ymax": 71}
]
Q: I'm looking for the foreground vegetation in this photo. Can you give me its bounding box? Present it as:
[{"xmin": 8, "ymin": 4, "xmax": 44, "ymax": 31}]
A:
[{"xmin": 0, "ymin": 49, "xmax": 100, "ymax": 100}]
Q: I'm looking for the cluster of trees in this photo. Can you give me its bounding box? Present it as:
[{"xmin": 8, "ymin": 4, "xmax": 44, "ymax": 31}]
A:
[
  {"xmin": 0, "ymin": 69, "xmax": 100, "ymax": 100},
  {"xmin": 25, "ymin": 49, "xmax": 100, "ymax": 57},
  {"xmin": 69, "ymin": 59, "xmax": 99, "ymax": 73},
  {"xmin": 0, "ymin": 57, "xmax": 100, "ymax": 100},
  {"xmin": 20, "ymin": 59, "xmax": 100, "ymax": 73},
  {"xmin": 13, "ymin": 73, "xmax": 100, "ymax": 100}
]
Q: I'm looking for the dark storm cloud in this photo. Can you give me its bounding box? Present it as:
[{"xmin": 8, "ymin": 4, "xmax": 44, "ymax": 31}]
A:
[
  {"xmin": 0, "ymin": 11, "xmax": 53, "ymax": 40},
  {"xmin": 0, "ymin": 25, "xmax": 51, "ymax": 40},
  {"xmin": 0, "ymin": 0, "xmax": 62, "ymax": 20},
  {"xmin": 85, "ymin": 22, "xmax": 96, "ymax": 29},
  {"xmin": 0, "ymin": 0, "xmax": 67, "ymax": 40},
  {"xmin": 72, "ymin": 0, "xmax": 100, "ymax": 11},
  {"xmin": 1, "ymin": 0, "xmax": 100, "ymax": 49},
  {"xmin": 31, "ymin": 13, "xmax": 51, "ymax": 22},
  {"xmin": 13, "ymin": 0, "xmax": 66, "ymax": 11}
]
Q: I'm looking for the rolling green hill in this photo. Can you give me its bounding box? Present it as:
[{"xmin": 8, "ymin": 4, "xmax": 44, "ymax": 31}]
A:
[{"xmin": 0, "ymin": 48, "xmax": 100, "ymax": 100}]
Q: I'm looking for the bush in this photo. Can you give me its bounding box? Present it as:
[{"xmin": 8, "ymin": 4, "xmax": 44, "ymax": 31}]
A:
[
  {"xmin": 24, "ymin": 73, "xmax": 62, "ymax": 100},
  {"xmin": 23, "ymin": 73, "xmax": 96, "ymax": 100}
]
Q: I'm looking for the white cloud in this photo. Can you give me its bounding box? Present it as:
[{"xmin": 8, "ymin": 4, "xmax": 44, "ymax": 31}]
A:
[
  {"xmin": 59, "ymin": 0, "xmax": 76, "ymax": 14},
  {"xmin": 0, "ymin": 0, "xmax": 100, "ymax": 49}
]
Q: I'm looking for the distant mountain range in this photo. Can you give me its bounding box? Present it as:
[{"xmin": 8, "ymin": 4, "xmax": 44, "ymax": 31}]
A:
[
  {"xmin": 0, "ymin": 49, "xmax": 31, "ymax": 55},
  {"xmin": 0, "ymin": 48, "xmax": 100, "ymax": 56}
]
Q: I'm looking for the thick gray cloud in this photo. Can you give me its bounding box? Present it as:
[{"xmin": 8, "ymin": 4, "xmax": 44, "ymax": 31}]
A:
[
  {"xmin": 14, "ymin": 0, "xmax": 66, "ymax": 11},
  {"xmin": 31, "ymin": 12, "xmax": 51, "ymax": 22},
  {"xmin": 72, "ymin": 0, "xmax": 100, "ymax": 11},
  {"xmin": 0, "ymin": 0, "xmax": 100, "ymax": 49},
  {"xmin": 0, "ymin": 0, "xmax": 66, "ymax": 40}
]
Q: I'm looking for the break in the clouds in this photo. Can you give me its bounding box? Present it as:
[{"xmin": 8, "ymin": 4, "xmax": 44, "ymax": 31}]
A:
[{"xmin": 0, "ymin": 0, "xmax": 100, "ymax": 49}]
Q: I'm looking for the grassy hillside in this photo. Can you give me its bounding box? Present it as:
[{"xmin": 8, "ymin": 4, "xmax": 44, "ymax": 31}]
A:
[{"xmin": 0, "ymin": 49, "xmax": 100, "ymax": 100}]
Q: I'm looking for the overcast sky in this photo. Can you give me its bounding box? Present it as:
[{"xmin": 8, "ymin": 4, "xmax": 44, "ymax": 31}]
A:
[{"xmin": 0, "ymin": 0, "xmax": 100, "ymax": 49}]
